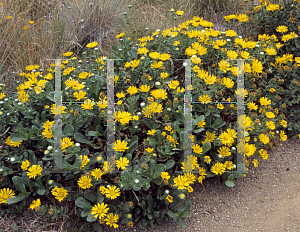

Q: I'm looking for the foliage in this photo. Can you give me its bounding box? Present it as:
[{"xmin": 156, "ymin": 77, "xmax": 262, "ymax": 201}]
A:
[{"xmin": 0, "ymin": 5, "xmax": 300, "ymax": 231}]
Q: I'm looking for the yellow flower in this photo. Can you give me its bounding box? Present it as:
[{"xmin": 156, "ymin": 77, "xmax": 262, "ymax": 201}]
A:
[
  {"xmin": 166, "ymin": 195, "xmax": 173, "ymax": 203},
  {"xmin": 78, "ymin": 175, "xmax": 93, "ymax": 189},
  {"xmin": 204, "ymin": 156, "xmax": 211, "ymax": 164},
  {"xmin": 116, "ymin": 157, "xmax": 129, "ymax": 170},
  {"xmin": 252, "ymin": 159, "xmax": 258, "ymax": 168},
  {"xmin": 192, "ymin": 144, "xmax": 203, "ymax": 154},
  {"xmin": 105, "ymin": 186, "xmax": 121, "ymax": 200},
  {"xmin": 73, "ymin": 90, "xmax": 87, "ymax": 101},
  {"xmin": 211, "ymin": 162, "xmax": 225, "ymax": 175},
  {"xmin": 224, "ymin": 161, "xmax": 233, "ymax": 170},
  {"xmin": 266, "ymin": 112, "xmax": 275, "ymax": 118},
  {"xmin": 91, "ymin": 168, "xmax": 104, "ymax": 180},
  {"xmin": 176, "ymin": 10, "xmax": 184, "ymax": 16},
  {"xmin": 30, "ymin": 199, "xmax": 41, "ymax": 211},
  {"xmin": 139, "ymin": 85, "xmax": 150, "ymax": 92},
  {"xmin": 151, "ymin": 89, "xmax": 168, "ymax": 100},
  {"xmin": 259, "ymin": 133, "xmax": 269, "ymax": 144},
  {"xmin": 51, "ymin": 186, "xmax": 68, "ymax": 202},
  {"xmin": 104, "ymin": 213, "xmax": 119, "ymax": 228},
  {"xmin": 0, "ymin": 188, "xmax": 15, "ymax": 204},
  {"xmin": 161, "ymin": 72, "xmax": 169, "ymax": 79},
  {"xmin": 161, "ymin": 172, "xmax": 170, "ymax": 180},
  {"xmin": 63, "ymin": 52, "xmax": 73, "ymax": 57},
  {"xmin": 91, "ymin": 203, "xmax": 109, "ymax": 219},
  {"xmin": 147, "ymin": 129, "xmax": 156, "ymax": 135},
  {"xmin": 86, "ymin": 42, "xmax": 98, "ymax": 48},
  {"xmin": 145, "ymin": 148, "xmax": 154, "ymax": 153},
  {"xmin": 151, "ymin": 61, "xmax": 163, "ymax": 69},
  {"xmin": 159, "ymin": 53, "xmax": 171, "ymax": 61},
  {"xmin": 218, "ymin": 60, "xmax": 230, "ymax": 73},
  {"xmin": 116, "ymin": 32, "xmax": 125, "ymax": 38},
  {"xmin": 27, "ymin": 165, "xmax": 43, "ymax": 179},
  {"xmin": 80, "ymin": 155, "xmax": 90, "ymax": 169},
  {"xmin": 130, "ymin": 59, "xmax": 140, "ymax": 71},
  {"xmin": 237, "ymin": 14, "xmax": 248, "ymax": 22},
  {"xmin": 168, "ymin": 80, "xmax": 180, "ymax": 89},
  {"xmin": 225, "ymin": 30, "xmax": 237, "ymax": 37},
  {"xmin": 81, "ymin": 99, "xmax": 95, "ymax": 110},
  {"xmin": 227, "ymin": 50, "xmax": 238, "ymax": 59},
  {"xmin": 112, "ymin": 140, "xmax": 129, "ymax": 152},
  {"xmin": 60, "ymin": 137, "xmax": 75, "ymax": 152},
  {"xmin": 173, "ymin": 175, "xmax": 189, "ymax": 190},
  {"xmin": 198, "ymin": 94, "xmax": 212, "ymax": 103},
  {"xmin": 21, "ymin": 160, "xmax": 31, "ymax": 171},
  {"xmin": 5, "ymin": 136, "xmax": 23, "ymax": 147},
  {"xmin": 149, "ymin": 52, "xmax": 160, "ymax": 59},
  {"xmin": 127, "ymin": 86, "xmax": 138, "ymax": 95},
  {"xmin": 279, "ymin": 130, "xmax": 287, "ymax": 141}
]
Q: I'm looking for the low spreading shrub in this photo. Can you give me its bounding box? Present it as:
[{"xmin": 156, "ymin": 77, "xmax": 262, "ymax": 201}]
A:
[{"xmin": 0, "ymin": 7, "xmax": 299, "ymax": 231}]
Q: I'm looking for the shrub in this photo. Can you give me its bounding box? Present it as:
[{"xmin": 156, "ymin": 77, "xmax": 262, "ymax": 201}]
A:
[
  {"xmin": 0, "ymin": 8, "xmax": 299, "ymax": 231},
  {"xmin": 224, "ymin": 0, "xmax": 300, "ymax": 139}
]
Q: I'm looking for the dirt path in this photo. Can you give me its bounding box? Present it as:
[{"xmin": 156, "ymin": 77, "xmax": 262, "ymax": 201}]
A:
[{"xmin": 114, "ymin": 137, "xmax": 300, "ymax": 232}]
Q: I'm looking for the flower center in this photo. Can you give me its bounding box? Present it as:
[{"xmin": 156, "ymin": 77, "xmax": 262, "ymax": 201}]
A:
[{"xmin": 3, "ymin": 194, "xmax": 9, "ymax": 199}]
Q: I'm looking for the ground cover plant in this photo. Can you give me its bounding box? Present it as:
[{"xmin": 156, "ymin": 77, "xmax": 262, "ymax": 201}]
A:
[{"xmin": 0, "ymin": 0, "xmax": 300, "ymax": 231}]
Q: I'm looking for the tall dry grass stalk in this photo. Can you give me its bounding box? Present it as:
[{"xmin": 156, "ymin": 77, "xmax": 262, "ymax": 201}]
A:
[{"xmin": 0, "ymin": 0, "xmax": 131, "ymax": 84}]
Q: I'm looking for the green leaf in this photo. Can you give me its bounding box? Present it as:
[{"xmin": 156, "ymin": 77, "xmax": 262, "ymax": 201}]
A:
[
  {"xmin": 37, "ymin": 188, "xmax": 46, "ymax": 195},
  {"xmin": 84, "ymin": 190, "xmax": 97, "ymax": 203},
  {"xmin": 177, "ymin": 200, "xmax": 191, "ymax": 212},
  {"xmin": 206, "ymin": 172, "xmax": 216, "ymax": 178},
  {"xmin": 129, "ymin": 135, "xmax": 138, "ymax": 155},
  {"xmin": 74, "ymin": 132, "xmax": 93, "ymax": 146},
  {"xmin": 28, "ymin": 150, "xmax": 37, "ymax": 164},
  {"xmin": 193, "ymin": 128, "xmax": 205, "ymax": 133},
  {"xmin": 75, "ymin": 197, "xmax": 92, "ymax": 209},
  {"xmin": 155, "ymin": 130, "xmax": 163, "ymax": 142},
  {"xmin": 225, "ymin": 180, "xmax": 235, "ymax": 188},
  {"xmin": 87, "ymin": 131, "xmax": 99, "ymax": 137},
  {"xmin": 164, "ymin": 159, "xmax": 175, "ymax": 170},
  {"xmin": 149, "ymin": 159, "xmax": 155, "ymax": 177},
  {"xmin": 92, "ymin": 223, "xmax": 103, "ymax": 232},
  {"xmin": 174, "ymin": 120, "xmax": 181, "ymax": 134},
  {"xmin": 167, "ymin": 211, "xmax": 179, "ymax": 220},
  {"xmin": 179, "ymin": 211, "xmax": 190, "ymax": 218},
  {"xmin": 41, "ymin": 111, "xmax": 46, "ymax": 122},
  {"xmin": 7, "ymin": 195, "xmax": 27, "ymax": 204},
  {"xmin": 153, "ymin": 164, "xmax": 165, "ymax": 179},
  {"xmin": 202, "ymin": 142, "xmax": 211, "ymax": 154},
  {"xmin": 12, "ymin": 176, "xmax": 26, "ymax": 193},
  {"xmin": 9, "ymin": 133, "xmax": 27, "ymax": 142},
  {"xmin": 45, "ymin": 82, "xmax": 54, "ymax": 92},
  {"xmin": 87, "ymin": 211, "xmax": 97, "ymax": 222},
  {"xmin": 63, "ymin": 124, "xmax": 74, "ymax": 137},
  {"xmin": 146, "ymin": 195, "xmax": 153, "ymax": 209},
  {"xmin": 149, "ymin": 137, "xmax": 159, "ymax": 147},
  {"xmin": 81, "ymin": 208, "xmax": 90, "ymax": 218},
  {"xmin": 28, "ymin": 127, "xmax": 37, "ymax": 139},
  {"xmin": 192, "ymin": 115, "xmax": 205, "ymax": 129},
  {"xmin": 176, "ymin": 217, "xmax": 186, "ymax": 228}
]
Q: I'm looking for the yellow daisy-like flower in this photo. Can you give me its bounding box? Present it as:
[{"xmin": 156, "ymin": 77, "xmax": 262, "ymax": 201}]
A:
[
  {"xmin": 266, "ymin": 121, "xmax": 275, "ymax": 130},
  {"xmin": 168, "ymin": 80, "xmax": 180, "ymax": 89},
  {"xmin": 0, "ymin": 188, "xmax": 15, "ymax": 204},
  {"xmin": 259, "ymin": 133, "xmax": 270, "ymax": 144},
  {"xmin": 227, "ymin": 50, "xmax": 238, "ymax": 59},
  {"xmin": 159, "ymin": 53, "xmax": 171, "ymax": 61},
  {"xmin": 104, "ymin": 213, "xmax": 119, "ymax": 228},
  {"xmin": 151, "ymin": 61, "xmax": 163, "ymax": 69},
  {"xmin": 78, "ymin": 175, "xmax": 93, "ymax": 189},
  {"xmin": 252, "ymin": 159, "xmax": 258, "ymax": 168},
  {"xmin": 266, "ymin": 112, "xmax": 275, "ymax": 118},
  {"xmin": 127, "ymin": 86, "xmax": 138, "ymax": 95},
  {"xmin": 116, "ymin": 157, "xmax": 129, "ymax": 170},
  {"xmin": 217, "ymin": 146, "xmax": 231, "ymax": 158},
  {"xmin": 51, "ymin": 186, "xmax": 68, "ymax": 202},
  {"xmin": 259, "ymin": 97, "xmax": 271, "ymax": 106},
  {"xmin": 204, "ymin": 156, "xmax": 212, "ymax": 164},
  {"xmin": 219, "ymin": 132, "xmax": 234, "ymax": 146},
  {"xmin": 151, "ymin": 89, "xmax": 168, "ymax": 100},
  {"xmin": 224, "ymin": 161, "xmax": 233, "ymax": 170},
  {"xmin": 279, "ymin": 130, "xmax": 287, "ymax": 141},
  {"xmin": 60, "ymin": 137, "xmax": 75, "ymax": 152},
  {"xmin": 63, "ymin": 52, "xmax": 73, "ymax": 57},
  {"xmin": 112, "ymin": 140, "xmax": 129, "ymax": 152},
  {"xmin": 161, "ymin": 172, "xmax": 170, "ymax": 180},
  {"xmin": 192, "ymin": 144, "xmax": 203, "ymax": 154},
  {"xmin": 166, "ymin": 195, "xmax": 173, "ymax": 203},
  {"xmin": 145, "ymin": 147, "xmax": 154, "ymax": 153},
  {"xmin": 116, "ymin": 92, "xmax": 126, "ymax": 98},
  {"xmin": 149, "ymin": 52, "xmax": 161, "ymax": 59},
  {"xmin": 91, "ymin": 203, "xmax": 109, "ymax": 219},
  {"xmin": 198, "ymin": 94, "xmax": 212, "ymax": 103},
  {"xmin": 161, "ymin": 72, "xmax": 169, "ymax": 79},
  {"xmin": 80, "ymin": 155, "xmax": 90, "ymax": 169},
  {"xmin": 91, "ymin": 168, "xmax": 105, "ymax": 180},
  {"xmin": 259, "ymin": 149, "xmax": 268, "ymax": 160},
  {"xmin": 30, "ymin": 199, "xmax": 41, "ymax": 211},
  {"xmin": 139, "ymin": 85, "xmax": 150, "ymax": 92},
  {"xmin": 211, "ymin": 162, "xmax": 225, "ymax": 175},
  {"xmin": 237, "ymin": 14, "xmax": 248, "ymax": 22},
  {"xmin": 27, "ymin": 165, "xmax": 43, "ymax": 179},
  {"xmin": 176, "ymin": 10, "xmax": 184, "ymax": 16},
  {"xmin": 5, "ymin": 136, "xmax": 23, "ymax": 147},
  {"xmin": 21, "ymin": 160, "xmax": 31, "ymax": 171},
  {"xmin": 247, "ymin": 102, "xmax": 258, "ymax": 111},
  {"xmin": 147, "ymin": 129, "xmax": 156, "ymax": 135},
  {"xmin": 86, "ymin": 41, "xmax": 98, "ymax": 48},
  {"xmin": 173, "ymin": 175, "xmax": 189, "ymax": 190},
  {"xmin": 244, "ymin": 143, "xmax": 257, "ymax": 157},
  {"xmin": 105, "ymin": 186, "xmax": 121, "ymax": 200}
]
